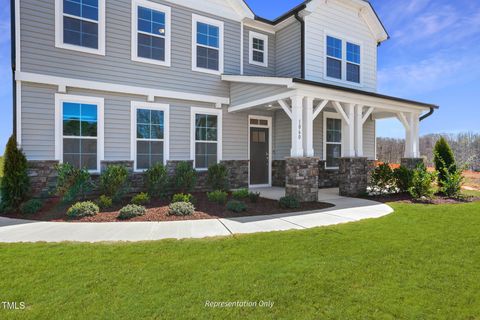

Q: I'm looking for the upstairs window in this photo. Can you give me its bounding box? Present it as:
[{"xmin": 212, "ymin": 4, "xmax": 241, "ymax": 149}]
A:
[
  {"xmin": 132, "ymin": 0, "xmax": 171, "ymax": 66},
  {"xmin": 55, "ymin": 0, "xmax": 105, "ymax": 55},
  {"xmin": 192, "ymin": 14, "xmax": 224, "ymax": 75},
  {"xmin": 249, "ymin": 31, "xmax": 268, "ymax": 67},
  {"xmin": 325, "ymin": 35, "xmax": 362, "ymax": 85}
]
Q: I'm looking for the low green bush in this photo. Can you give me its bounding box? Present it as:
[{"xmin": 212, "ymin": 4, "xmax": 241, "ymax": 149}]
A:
[
  {"xmin": 408, "ymin": 164, "xmax": 437, "ymax": 200},
  {"xmin": 279, "ymin": 196, "xmax": 300, "ymax": 209},
  {"xmin": 131, "ymin": 193, "xmax": 151, "ymax": 205},
  {"xmin": 96, "ymin": 195, "xmax": 113, "ymax": 210},
  {"xmin": 172, "ymin": 193, "xmax": 193, "ymax": 204},
  {"xmin": 394, "ymin": 166, "xmax": 414, "ymax": 193},
  {"xmin": 370, "ymin": 163, "xmax": 397, "ymax": 194},
  {"xmin": 232, "ymin": 189, "xmax": 249, "ymax": 200},
  {"xmin": 207, "ymin": 190, "xmax": 228, "ymax": 204},
  {"xmin": 172, "ymin": 162, "xmax": 197, "ymax": 193},
  {"xmin": 439, "ymin": 164, "xmax": 464, "ymax": 198},
  {"xmin": 226, "ymin": 200, "xmax": 247, "ymax": 213},
  {"xmin": 55, "ymin": 163, "xmax": 93, "ymax": 203},
  {"xmin": 117, "ymin": 204, "xmax": 146, "ymax": 220},
  {"xmin": 145, "ymin": 163, "xmax": 168, "ymax": 199},
  {"xmin": 207, "ymin": 164, "xmax": 229, "ymax": 191},
  {"xmin": 168, "ymin": 202, "xmax": 195, "ymax": 216},
  {"xmin": 67, "ymin": 201, "xmax": 99, "ymax": 218},
  {"xmin": 20, "ymin": 199, "xmax": 43, "ymax": 215},
  {"xmin": 99, "ymin": 165, "xmax": 129, "ymax": 202},
  {"xmin": 248, "ymin": 191, "xmax": 261, "ymax": 203}
]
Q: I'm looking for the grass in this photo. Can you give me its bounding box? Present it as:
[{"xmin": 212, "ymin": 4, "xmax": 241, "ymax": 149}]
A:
[{"xmin": 0, "ymin": 202, "xmax": 480, "ymax": 319}]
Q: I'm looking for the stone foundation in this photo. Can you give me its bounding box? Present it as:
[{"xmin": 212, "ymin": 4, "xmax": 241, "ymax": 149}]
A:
[
  {"xmin": 285, "ymin": 157, "xmax": 319, "ymax": 202},
  {"xmin": 401, "ymin": 158, "xmax": 424, "ymax": 170},
  {"xmin": 318, "ymin": 160, "xmax": 340, "ymax": 188},
  {"xmin": 27, "ymin": 161, "xmax": 60, "ymax": 198},
  {"xmin": 339, "ymin": 157, "xmax": 369, "ymax": 197},
  {"xmin": 221, "ymin": 160, "xmax": 249, "ymax": 189},
  {"xmin": 272, "ymin": 160, "xmax": 286, "ymax": 187}
]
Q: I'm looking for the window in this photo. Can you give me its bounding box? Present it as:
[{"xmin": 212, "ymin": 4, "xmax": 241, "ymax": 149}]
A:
[
  {"xmin": 55, "ymin": 0, "xmax": 105, "ymax": 55},
  {"xmin": 132, "ymin": 0, "xmax": 171, "ymax": 66},
  {"xmin": 249, "ymin": 31, "xmax": 268, "ymax": 67},
  {"xmin": 131, "ymin": 102, "xmax": 169, "ymax": 171},
  {"xmin": 324, "ymin": 113, "xmax": 342, "ymax": 169},
  {"xmin": 191, "ymin": 108, "xmax": 222, "ymax": 170},
  {"xmin": 325, "ymin": 34, "xmax": 361, "ymax": 85},
  {"xmin": 55, "ymin": 94, "xmax": 104, "ymax": 173},
  {"xmin": 192, "ymin": 14, "xmax": 224, "ymax": 74}
]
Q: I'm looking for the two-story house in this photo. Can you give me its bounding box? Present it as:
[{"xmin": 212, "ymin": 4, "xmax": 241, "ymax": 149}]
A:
[{"xmin": 11, "ymin": 0, "xmax": 438, "ymax": 200}]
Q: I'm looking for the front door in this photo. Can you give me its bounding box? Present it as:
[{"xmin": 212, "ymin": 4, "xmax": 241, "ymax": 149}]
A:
[{"xmin": 250, "ymin": 126, "xmax": 270, "ymax": 185}]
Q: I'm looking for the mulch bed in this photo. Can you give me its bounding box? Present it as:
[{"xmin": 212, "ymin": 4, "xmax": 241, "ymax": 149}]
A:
[
  {"xmin": 3, "ymin": 192, "xmax": 334, "ymax": 223},
  {"xmin": 362, "ymin": 193, "xmax": 480, "ymax": 205}
]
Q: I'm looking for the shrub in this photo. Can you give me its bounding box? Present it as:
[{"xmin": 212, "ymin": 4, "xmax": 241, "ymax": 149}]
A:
[
  {"xmin": 117, "ymin": 204, "xmax": 146, "ymax": 220},
  {"xmin": 67, "ymin": 201, "xmax": 99, "ymax": 218},
  {"xmin": 408, "ymin": 164, "xmax": 437, "ymax": 200},
  {"xmin": 100, "ymin": 165, "xmax": 129, "ymax": 202},
  {"xmin": 1, "ymin": 135, "xmax": 30, "ymax": 209},
  {"xmin": 172, "ymin": 193, "xmax": 193, "ymax": 204},
  {"xmin": 226, "ymin": 200, "xmax": 247, "ymax": 213},
  {"xmin": 96, "ymin": 195, "xmax": 113, "ymax": 210},
  {"xmin": 394, "ymin": 166, "xmax": 414, "ymax": 193},
  {"xmin": 434, "ymin": 137, "xmax": 456, "ymax": 187},
  {"xmin": 131, "ymin": 192, "xmax": 150, "ymax": 205},
  {"xmin": 168, "ymin": 202, "xmax": 195, "ymax": 216},
  {"xmin": 145, "ymin": 163, "xmax": 168, "ymax": 199},
  {"xmin": 207, "ymin": 164, "xmax": 228, "ymax": 191},
  {"xmin": 207, "ymin": 190, "xmax": 228, "ymax": 204},
  {"xmin": 248, "ymin": 191, "xmax": 261, "ymax": 203},
  {"xmin": 55, "ymin": 163, "xmax": 93, "ymax": 203},
  {"xmin": 20, "ymin": 199, "xmax": 43, "ymax": 215},
  {"xmin": 370, "ymin": 163, "xmax": 397, "ymax": 194},
  {"xmin": 279, "ymin": 196, "xmax": 300, "ymax": 209},
  {"xmin": 437, "ymin": 158, "xmax": 464, "ymax": 198},
  {"xmin": 172, "ymin": 162, "xmax": 196, "ymax": 193},
  {"xmin": 232, "ymin": 188, "xmax": 249, "ymax": 200}
]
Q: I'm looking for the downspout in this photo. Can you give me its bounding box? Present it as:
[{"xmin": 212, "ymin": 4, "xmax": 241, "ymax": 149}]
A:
[
  {"xmin": 420, "ymin": 107, "xmax": 435, "ymax": 121},
  {"xmin": 10, "ymin": 0, "xmax": 16, "ymax": 140},
  {"xmin": 294, "ymin": 13, "xmax": 305, "ymax": 79}
]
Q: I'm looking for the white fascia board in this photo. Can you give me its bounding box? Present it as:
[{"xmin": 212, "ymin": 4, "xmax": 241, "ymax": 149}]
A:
[
  {"xmin": 243, "ymin": 19, "xmax": 276, "ymax": 34},
  {"xmin": 161, "ymin": 0, "xmax": 252, "ymax": 21},
  {"xmin": 221, "ymin": 75, "xmax": 294, "ymax": 87},
  {"xmin": 16, "ymin": 72, "xmax": 230, "ymax": 105}
]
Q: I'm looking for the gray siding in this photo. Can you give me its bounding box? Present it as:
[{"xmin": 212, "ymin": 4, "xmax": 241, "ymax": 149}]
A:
[
  {"xmin": 275, "ymin": 22, "xmax": 302, "ymax": 78},
  {"xmin": 363, "ymin": 117, "xmax": 376, "ymax": 159},
  {"xmin": 20, "ymin": 0, "xmax": 240, "ymax": 97},
  {"xmin": 273, "ymin": 110, "xmax": 291, "ymax": 160},
  {"xmin": 243, "ymin": 26, "xmax": 276, "ymax": 76},
  {"xmin": 230, "ymin": 83, "xmax": 292, "ymax": 107}
]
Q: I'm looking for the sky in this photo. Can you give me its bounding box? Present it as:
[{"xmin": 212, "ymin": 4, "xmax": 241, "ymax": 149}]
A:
[{"xmin": 1, "ymin": 0, "xmax": 479, "ymax": 152}]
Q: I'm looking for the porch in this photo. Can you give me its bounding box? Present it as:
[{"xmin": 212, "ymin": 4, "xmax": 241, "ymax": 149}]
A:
[{"xmin": 223, "ymin": 75, "xmax": 438, "ymax": 200}]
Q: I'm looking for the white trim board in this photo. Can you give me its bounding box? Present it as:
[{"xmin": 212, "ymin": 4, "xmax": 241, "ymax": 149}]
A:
[
  {"xmin": 190, "ymin": 107, "xmax": 223, "ymax": 170},
  {"xmin": 16, "ymin": 72, "xmax": 230, "ymax": 105}
]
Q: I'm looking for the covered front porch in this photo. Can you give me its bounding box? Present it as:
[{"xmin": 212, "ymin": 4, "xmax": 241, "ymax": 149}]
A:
[{"xmin": 223, "ymin": 75, "xmax": 437, "ymax": 200}]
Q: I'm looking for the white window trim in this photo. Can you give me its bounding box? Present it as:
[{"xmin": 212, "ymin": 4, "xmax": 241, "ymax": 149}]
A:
[
  {"xmin": 131, "ymin": 0, "xmax": 171, "ymax": 67},
  {"xmin": 191, "ymin": 14, "xmax": 224, "ymax": 75},
  {"xmin": 54, "ymin": 94, "xmax": 105, "ymax": 174},
  {"xmin": 55, "ymin": 0, "xmax": 106, "ymax": 56},
  {"xmin": 248, "ymin": 31, "xmax": 268, "ymax": 68},
  {"xmin": 130, "ymin": 101, "xmax": 170, "ymax": 172},
  {"xmin": 248, "ymin": 115, "xmax": 272, "ymax": 187},
  {"xmin": 323, "ymin": 111, "xmax": 342, "ymax": 170},
  {"xmin": 190, "ymin": 107, "xmax": 223, "ymax": 170},
  {"xmin": 323, "ymin": 31, "xmax": 363, "ymax": 87}
]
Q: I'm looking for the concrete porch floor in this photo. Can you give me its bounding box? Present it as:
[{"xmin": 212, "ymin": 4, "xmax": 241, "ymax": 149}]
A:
[{"xmin": 0, "ymin": 188, "xmax": 393, "ymax": 243}]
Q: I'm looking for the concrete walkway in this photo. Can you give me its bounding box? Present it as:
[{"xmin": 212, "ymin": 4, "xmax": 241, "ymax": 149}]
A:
[{"xmin": 0, "ymin": 188, "xmax": 393, "ymax": 243}]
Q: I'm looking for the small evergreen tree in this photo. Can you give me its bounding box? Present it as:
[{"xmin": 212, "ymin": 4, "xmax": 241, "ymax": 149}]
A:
[
  {"xmin": 434, "ymin": 137, "xmax": 456, "ymax": 187},
  {"xmin": 1, "ymin": 136, "xmax": 30, "ymax": 209}
]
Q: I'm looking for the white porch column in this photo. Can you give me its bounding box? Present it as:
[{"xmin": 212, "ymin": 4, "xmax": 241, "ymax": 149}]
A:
[
  {"xmin": 290, "ymin": 95, "xmax": 304, "ymax": 157},
  {"xmin": 355, "ymin": 105, "xmax": 364, "ymax": 157},
  {"xmin": 343, "ymin": 103, "xmax": 356, "ymax": 157},
  {"xmin": 303, "ymin": 97, "xmax": 314, "ymax": 157},
  {"xmin": 399, "ymin": 112, "xmax": 420, "ymax": 158}
]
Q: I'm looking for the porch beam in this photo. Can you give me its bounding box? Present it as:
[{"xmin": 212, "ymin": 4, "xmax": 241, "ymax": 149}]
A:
[
  {"xmin": 313, "ymin": 99, "xmax": 329, "ymax": 120},
  {"xmin": 227, "ymin": 91, "xmax": 293, "ymax": 113},
  {"xmin": 278, "ymin": 99, "xmax": 293, "ymax": 119},
  {"xmin": 332, "ymin": 101, "xmax": 352, "ymax": 126},
  {"xmin": 396, "ymin": 112, "xmax": 410, "ymax": 131},
  {"xmin": 362, "ymin": 106, "xmax": 375, "ymax": 124}
]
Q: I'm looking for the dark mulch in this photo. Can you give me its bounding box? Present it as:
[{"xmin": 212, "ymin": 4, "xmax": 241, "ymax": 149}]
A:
[
  {"xmin": 3, "ymin": 192, "xmax": 334, "ymax": 223},
  {"xmin": 361, "ymin": 193, "xmax": 480, "ymax": 205}
]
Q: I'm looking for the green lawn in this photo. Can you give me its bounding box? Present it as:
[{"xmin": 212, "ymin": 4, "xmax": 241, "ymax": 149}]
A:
[{"xmin": 0, "ymin": 202, "xmax": 480, "ymax": 319}]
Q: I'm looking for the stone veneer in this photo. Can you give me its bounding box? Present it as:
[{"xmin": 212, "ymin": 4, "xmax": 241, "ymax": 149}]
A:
[
  {"xmin": 318, "ymin": 160, "xmax": 340, "ymax": 188},
  {"xmin": 27, "ymin": 160, "xmax": 60, "ymax": 198},
  {"xmin": 339, "ymin": 157, "xmax": 369, "ymax": 197},
  {"xmin": 285, "ymin": 157, "xmax": 319, "ymax": 202},
  {"xmin": 272, "ymin": 160, "xmax": 286, "ymax": 187},
  {"xmin": 401, "ymin": 158, "xmax": 425, "ymax": 170}
]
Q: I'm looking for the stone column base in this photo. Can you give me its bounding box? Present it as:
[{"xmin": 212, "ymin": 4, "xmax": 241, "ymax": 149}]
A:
[
  {"xmin": 285, "ymin": 157, "xmax": 319, "ymax": 202},
  {"xmin": 401, "ymin": 158, "xmax": 424, "ymax": 170},
  {"xmin": 272, "ymin": 160, "xmax": 286, "ymax": 187},
  {"xmin": 339, "ymin": 157, "xmax": 368, "ymax": 197}
]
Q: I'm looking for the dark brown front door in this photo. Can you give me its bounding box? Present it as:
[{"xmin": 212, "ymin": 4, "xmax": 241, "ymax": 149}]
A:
[{"xmin": 250, "ymin": 127, "xmax": 269, "ymax": 185}]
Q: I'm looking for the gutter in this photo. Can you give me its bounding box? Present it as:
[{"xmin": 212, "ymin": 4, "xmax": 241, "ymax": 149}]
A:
[
  {"xmin": 294, "ymin": 13, "xmax": 305, "ymax": 79},
  {"xmin": 10, "ymin": 0, "xmax": 16, "ymax": 140},
  {"xmin": 419, "ymin": 107, "xmax": 435, "ymax": 121}
]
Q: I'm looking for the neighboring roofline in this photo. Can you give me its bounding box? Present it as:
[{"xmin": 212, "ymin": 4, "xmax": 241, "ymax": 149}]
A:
[{"xmin": 292, "ymin": 78, "xmax": 439, "ymax": 109}]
